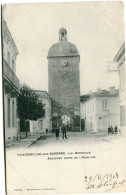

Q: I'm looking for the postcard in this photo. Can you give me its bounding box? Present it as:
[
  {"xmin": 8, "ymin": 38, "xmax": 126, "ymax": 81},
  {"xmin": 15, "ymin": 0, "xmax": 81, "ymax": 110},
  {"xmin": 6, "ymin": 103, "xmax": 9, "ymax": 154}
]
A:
[{"xmin": 1, "ymin": 1, "xmax": 126, "ymax": 195}]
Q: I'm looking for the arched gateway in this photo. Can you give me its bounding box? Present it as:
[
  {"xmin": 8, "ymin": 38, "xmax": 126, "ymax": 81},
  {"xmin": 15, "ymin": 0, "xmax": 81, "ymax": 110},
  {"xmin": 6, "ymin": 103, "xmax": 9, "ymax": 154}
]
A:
[{"xmin": 47, "ymin": 28, "xmax": 80, "ymax": 131}]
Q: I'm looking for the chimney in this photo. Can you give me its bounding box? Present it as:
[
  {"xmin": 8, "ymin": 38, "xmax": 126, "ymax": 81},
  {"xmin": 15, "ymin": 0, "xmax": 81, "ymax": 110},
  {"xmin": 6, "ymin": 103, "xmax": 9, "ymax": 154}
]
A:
[{"xmin": 109, "ymin": 86, "xmax": 115, "ymax": 95}]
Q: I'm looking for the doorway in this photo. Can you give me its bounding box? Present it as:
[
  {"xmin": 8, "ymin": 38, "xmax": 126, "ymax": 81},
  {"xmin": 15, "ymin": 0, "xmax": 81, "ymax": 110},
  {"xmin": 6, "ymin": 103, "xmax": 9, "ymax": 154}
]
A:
[{"xmin": 61, "ymin": 115, "xmax": 71, "ymax": 131}]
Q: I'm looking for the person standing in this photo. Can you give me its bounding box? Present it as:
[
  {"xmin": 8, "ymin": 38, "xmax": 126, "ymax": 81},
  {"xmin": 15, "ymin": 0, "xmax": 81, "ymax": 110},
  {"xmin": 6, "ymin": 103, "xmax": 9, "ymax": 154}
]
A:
[
  {"xmin": 111, "ymin": 125, "xmax": 114, "ymax": 134},
  {"xmin": 108, "ymin": 126, "xmax": 111, "ymax": 134},
  {"xmin": 61, "ymin": 124, "xmax": 68, "ymax": 139},
  {"xmin": 46, "ymin": 128, "xmax": 48, "ymax": 134},
  {"xmin": 55, "ymin": 127, "xmax": 60, "ymax": 140},
  {"xmin": 114, "ymin": 126, "xmax": 118, "ymax": 134}
]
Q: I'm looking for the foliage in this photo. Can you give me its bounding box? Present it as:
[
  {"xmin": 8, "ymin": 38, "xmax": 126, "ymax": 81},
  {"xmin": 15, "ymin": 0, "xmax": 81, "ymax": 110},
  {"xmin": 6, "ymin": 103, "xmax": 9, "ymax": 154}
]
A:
[{"xmin": 17, "ymin": 84, "xmax": 45, "ymax": 121}]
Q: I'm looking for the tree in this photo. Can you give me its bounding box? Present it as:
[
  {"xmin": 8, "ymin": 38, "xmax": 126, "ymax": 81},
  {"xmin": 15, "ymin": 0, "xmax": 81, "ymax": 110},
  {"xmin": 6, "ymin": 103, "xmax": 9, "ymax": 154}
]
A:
[{"xmin": 17, "ymin": 84, "xmax": 45, "ymax": 136}]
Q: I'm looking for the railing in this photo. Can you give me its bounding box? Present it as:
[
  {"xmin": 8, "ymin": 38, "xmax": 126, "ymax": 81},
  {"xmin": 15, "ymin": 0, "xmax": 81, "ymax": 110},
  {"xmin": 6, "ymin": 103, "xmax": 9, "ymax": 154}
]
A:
[{"xmin": 3, "ymin": 59, "xmax": 20, "ymax": 91}]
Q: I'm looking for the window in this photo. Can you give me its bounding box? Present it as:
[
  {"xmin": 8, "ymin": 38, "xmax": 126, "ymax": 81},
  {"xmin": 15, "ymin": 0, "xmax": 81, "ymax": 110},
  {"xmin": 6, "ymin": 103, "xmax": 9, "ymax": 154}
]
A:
[
  {"xmin": 84, "ymin": 105, "xmax": 86, "ymax": 115},
  {"xmin": 87, "ymin": 104, "xmax": 89, "ymax": 113},
  {"xmin": 120, "ymin": 65, "xmax": 125, "ymax": 90},
  {"xmin": 92, "ymin": 100, "xmax": 95, "ymax": 112},
  {"xmin": 12, "ymin": 60, "xmax": 15, "ymax": 72},
  {"xmin": 120, "ymin": 106, "xmax": 125, "ymax": 126},
  {"xmin": 7, "ymin": 52, "xmax": 10, "ymax": 65},
  {"xmin": 8, "ymin": 98, "xmax": 10, "ymax": 127},
  {"xmin": 45, "ymin": 105, "xmax": 47, "ymax": 116},
  {"xmin": 12, "ymin": 100, "xmax": 15, "ymax": 127},
  {"xmin": 90, "ymin": 102, "xmax": 91, "ymax": 113},
  {"xmin": 91, "ymin": 101, "xmax": 93, "ymax": 112},
  {"xmin": 88, "ymin": 103, "xmax": 90, "ymax": 113},
  {"xmin": 102, "ymin": 99, "xmax": 108, "ymax": 110}
]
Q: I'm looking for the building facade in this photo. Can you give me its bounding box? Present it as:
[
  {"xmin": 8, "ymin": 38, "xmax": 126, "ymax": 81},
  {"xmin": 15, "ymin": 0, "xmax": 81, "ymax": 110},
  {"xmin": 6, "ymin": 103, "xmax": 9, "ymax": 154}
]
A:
[
  {"xmin": 80, "ymin": 88, "xmax": 120, "ymax": 132},
  {"xmin": 2, "ymin": 19, "xmax": 20, "ymax": 143},
  {"xmin": 113, "ymin": 43, "xmax": 126, "ymax": 135},
  {"xmin": 47, "ymin": 28, "xmax": 80, "ymax": 131},
  {"xmin": 30, "ymin": 91, "xmax": 52, "ymax": 134}
]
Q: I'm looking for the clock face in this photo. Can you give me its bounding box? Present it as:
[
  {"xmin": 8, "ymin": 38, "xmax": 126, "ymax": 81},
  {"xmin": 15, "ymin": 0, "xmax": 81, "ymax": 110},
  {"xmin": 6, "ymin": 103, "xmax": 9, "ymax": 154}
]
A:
[{"xmin": 60, "ymin": 59, "xmax": 68, "ymax": 67}]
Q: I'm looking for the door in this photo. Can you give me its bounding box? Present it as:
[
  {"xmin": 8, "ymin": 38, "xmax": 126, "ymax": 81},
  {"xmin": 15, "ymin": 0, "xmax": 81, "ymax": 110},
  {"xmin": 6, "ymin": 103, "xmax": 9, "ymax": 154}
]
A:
[{"xmin": 81, "ymin": 119, "xmax": 85, "ymax": 131}]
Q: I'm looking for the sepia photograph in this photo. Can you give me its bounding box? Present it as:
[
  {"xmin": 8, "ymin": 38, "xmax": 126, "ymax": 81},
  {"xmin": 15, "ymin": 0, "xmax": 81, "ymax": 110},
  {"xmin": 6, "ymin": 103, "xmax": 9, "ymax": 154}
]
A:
[{"xmin": 1, "ymin": 1, "xmax": 126, "ymax": 195}]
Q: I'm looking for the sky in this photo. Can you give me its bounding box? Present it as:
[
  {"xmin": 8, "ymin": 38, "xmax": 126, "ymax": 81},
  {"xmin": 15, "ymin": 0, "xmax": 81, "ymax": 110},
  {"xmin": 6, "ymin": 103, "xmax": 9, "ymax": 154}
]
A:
[{"xmin": 2, "ymin": 1, "xmax": 124, "ymax": 95}]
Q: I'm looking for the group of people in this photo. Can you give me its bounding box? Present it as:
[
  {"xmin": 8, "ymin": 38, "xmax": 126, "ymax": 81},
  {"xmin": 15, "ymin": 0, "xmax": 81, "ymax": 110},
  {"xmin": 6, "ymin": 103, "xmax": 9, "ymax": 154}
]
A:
[
  {"xmin": 108, "ymin": 125, "xmax": 118, "ymax": 134},
  {"xmin": 55, "ymin": 124, "xmax": 68, "ymax": 140}
]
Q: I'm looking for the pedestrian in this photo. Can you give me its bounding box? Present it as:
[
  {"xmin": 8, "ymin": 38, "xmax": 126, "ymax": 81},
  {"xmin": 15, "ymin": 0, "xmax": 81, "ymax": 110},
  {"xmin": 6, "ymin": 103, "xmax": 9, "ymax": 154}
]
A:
[
  {"xmin": 111, "ymin": 125, "xmax": 114, "ymax": 134},
  {"xmin": 61, "ymin": 124, "xmax": 68, "ymax": 139},
  {"xmin": 108, "ymin": 126, "xmax": 111, "ymax": 134},
  {"xmin": 55, "ymin": 128, "xmax": 60, "ymax": 140},
  {"xmin": 114, "ymin": 126, "xmax": 118, "ymax": 134},
  {"xmin": 46, "ymin": 128, "xmax": 48, "ymax": 134}
]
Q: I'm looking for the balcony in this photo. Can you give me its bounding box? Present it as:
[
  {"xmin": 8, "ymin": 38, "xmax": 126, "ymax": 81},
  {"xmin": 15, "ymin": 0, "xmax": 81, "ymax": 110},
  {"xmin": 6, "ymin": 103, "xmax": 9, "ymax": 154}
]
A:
[{"xmin": 3, "ymin": 59, "xmax": 20, "ymax": 92}]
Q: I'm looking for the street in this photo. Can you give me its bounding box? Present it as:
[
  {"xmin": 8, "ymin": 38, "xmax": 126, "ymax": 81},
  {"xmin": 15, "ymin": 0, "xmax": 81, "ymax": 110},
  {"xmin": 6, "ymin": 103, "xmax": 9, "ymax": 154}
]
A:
[
  {"xmin": 30, "ymin": 131, "xmax": 123, "ymax": 149},
  {"xmin": 6, "ymin": 131, "xmax": 126, "ymax": 194},
  {"xmin": 6, "ymin": 131, "xmax": 124, "ymax": 151}
]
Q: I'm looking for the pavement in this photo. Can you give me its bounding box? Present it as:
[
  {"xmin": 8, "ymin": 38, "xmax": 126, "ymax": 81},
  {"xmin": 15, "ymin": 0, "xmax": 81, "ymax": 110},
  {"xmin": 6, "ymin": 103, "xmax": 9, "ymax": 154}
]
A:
[{"xmin": 6, "ymin": 134, "xmax": 43, "ymax": 149}]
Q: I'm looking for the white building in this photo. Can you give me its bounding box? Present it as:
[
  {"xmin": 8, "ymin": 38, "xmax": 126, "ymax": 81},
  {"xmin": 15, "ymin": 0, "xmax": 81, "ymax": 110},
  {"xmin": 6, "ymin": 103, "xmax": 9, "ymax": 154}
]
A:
[
  {"xmin": 30, "ymin": 91, "xmax": 52, "ymax": 134},
  {"xmin": 2, "ymin": 19, "xmax": 20, "ymax": 143},
  {"xmin": 113, "ymin": 43, "xmax": 126, "ymax": 135},
  {"xmin": 80, "ymin": 87, "xmax": 120, "ymax": 132}
]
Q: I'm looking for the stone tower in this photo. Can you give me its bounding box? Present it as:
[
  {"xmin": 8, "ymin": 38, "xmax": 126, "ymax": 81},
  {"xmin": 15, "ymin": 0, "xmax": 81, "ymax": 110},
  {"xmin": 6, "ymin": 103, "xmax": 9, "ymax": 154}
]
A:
[{"xmin": 47, "ymin": 28, "xmax": 80, "ymax": 131}]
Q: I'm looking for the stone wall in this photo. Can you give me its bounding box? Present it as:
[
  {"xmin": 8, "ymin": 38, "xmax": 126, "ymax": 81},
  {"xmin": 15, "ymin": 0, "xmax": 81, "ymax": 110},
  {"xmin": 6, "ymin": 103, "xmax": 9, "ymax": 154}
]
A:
[{"xmin": 48, "ymin": 56, "xmax": 80, "ymax": 131}]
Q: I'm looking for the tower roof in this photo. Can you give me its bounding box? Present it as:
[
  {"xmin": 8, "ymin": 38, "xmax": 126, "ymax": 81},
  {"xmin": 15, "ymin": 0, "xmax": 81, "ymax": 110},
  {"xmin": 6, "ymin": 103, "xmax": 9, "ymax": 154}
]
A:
[
  {"xmin": 48, "ymin": 41, "xmax": 79, "ymax": 57},
  {"xmin": 48, "ymin": 28, "xmax": 79, "ymax": 58}
]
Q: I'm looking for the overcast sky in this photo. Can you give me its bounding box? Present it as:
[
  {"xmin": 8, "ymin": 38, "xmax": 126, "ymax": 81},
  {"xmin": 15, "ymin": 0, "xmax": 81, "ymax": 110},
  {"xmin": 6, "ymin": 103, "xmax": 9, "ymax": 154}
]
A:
[{"xmin": 3, "ymin": 1, "xmax": 124, "ymax": 94}]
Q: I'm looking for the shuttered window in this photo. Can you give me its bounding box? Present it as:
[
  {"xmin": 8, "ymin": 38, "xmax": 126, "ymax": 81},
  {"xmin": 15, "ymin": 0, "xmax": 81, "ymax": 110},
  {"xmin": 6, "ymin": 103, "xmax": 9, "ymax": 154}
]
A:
[{"xmin": 102, "ymin": 99, "xmax": 108, "ymax": 110}]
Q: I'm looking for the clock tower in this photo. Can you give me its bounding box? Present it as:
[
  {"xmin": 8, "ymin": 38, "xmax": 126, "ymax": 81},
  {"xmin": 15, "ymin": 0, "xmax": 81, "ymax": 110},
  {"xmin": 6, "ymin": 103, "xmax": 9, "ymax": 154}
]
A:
[{"xmin": 47, "ymin": 28, "xmax": 80, "ymax": 131}]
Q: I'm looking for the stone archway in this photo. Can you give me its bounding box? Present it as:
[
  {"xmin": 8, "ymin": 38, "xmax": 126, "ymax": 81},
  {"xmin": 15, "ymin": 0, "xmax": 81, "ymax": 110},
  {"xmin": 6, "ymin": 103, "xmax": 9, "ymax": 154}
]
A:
[
  {"xmin": 61, "ymin": 115, "xmax": 71, "ymax": 131},
  {"xmin": 52, "ymin": 100, "xmax": 75, "ymax": 131}
]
